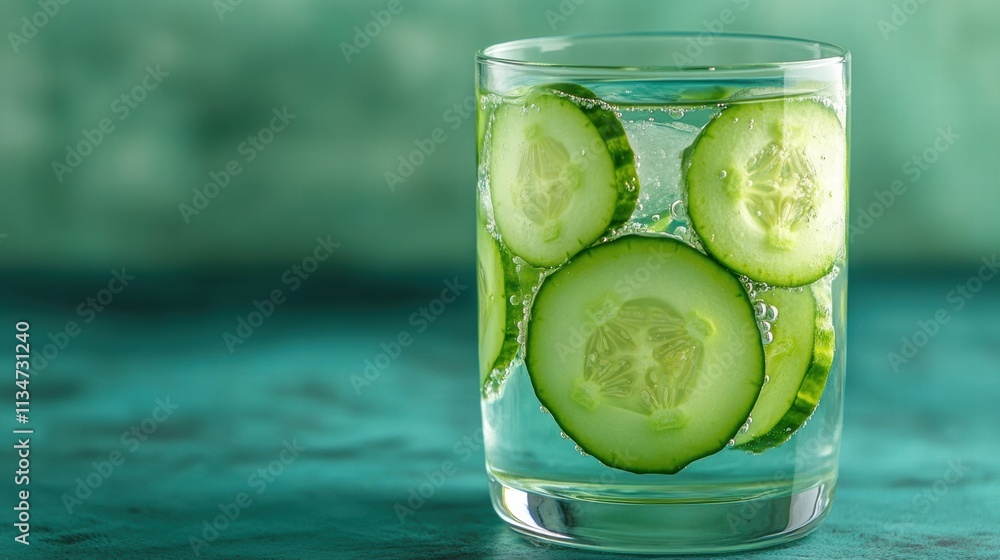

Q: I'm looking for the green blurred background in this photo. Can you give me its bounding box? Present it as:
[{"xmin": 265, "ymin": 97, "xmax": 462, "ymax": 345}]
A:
[{"xmin": 1, "ymin": 0, "xmax": 997, "ymax": 281}]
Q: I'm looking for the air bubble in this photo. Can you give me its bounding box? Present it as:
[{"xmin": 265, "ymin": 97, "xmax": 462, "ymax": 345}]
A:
[
  {"xmin": 760, "ymin": 321, "xmax": 771, "ymax": 334},
  {"xmin": 720, "ymin": 170, "xmax": 728, "ymax": 179},
  {"xmin": 763, "ymin": 374, "xmax": 770, "ymax": 385},
  {"xmin": 753, "ymin": 301, "xmax": 767, "ymax": 318},
  {"xmin": 509, "ymin": 295, "xmax": 521, "ymax": 305},
  {"xmin": 560, "ymin": 431, "xmax": 570, "ymax": 439},
  {"xmin": 667, "ymin": 108, "xmax": 685, "ymax": 119},
  {"xmin": 727, "ymin": 439, "xmax": 736, "ymax": 447},
  {"xmin": 762, "ymin": 331, "xmax": 774, "ymax": 345},
  {"xmin": 651, "ymin": 214, "xmax": 661, "ymax": 222},
  {"xmin": 669, "ymin": 200, "xmax": 687, "ymax": 220},
  {"xmin": 540, "ymin": 406, "xmax": 549, "ymax": 414},
  {"xmin": 574, "ymin": 445, "xmax": 590, "ymax": 457},
  {"xmin": 766, "ymin": 305, "xmax": 778, "ymax": 322}
]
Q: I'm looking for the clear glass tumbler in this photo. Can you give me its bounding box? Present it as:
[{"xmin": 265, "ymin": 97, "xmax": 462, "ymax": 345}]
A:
[{"xmin": 476, "ymin": 33, "xmax": 849, "ymax": 554}]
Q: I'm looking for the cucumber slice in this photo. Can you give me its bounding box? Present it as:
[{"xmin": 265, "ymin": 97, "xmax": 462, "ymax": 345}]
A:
[
  {"xmin": 489, "ymin": 84, "xmax": 639, "ymax": 267},
  {"xmin": 476, "ymin": 91, "xmax": 492, "ymax": 163},
  {"xmin": 477, "ymin": 227, "xmax": 520, "ymax": 386},
  {"xmin": 735, "ymin": 284, "xmax": 835, "ymax": 452},
  {"xmin": 526, "ymin": 235, "xmax": 764, "ymax": 474},
  {"xmin": 686, "ymin": 99, "xmax": 847, "ymax": 286}
]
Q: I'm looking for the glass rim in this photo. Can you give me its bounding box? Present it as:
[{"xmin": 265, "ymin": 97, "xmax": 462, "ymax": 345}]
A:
[{"xmin": 477, "ymin": 31, "xmax": 849, "ymax": 74}]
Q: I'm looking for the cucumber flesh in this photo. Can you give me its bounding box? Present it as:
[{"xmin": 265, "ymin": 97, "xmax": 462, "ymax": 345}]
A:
[
  {"xmin": 477, "ymin": 227, "xmax": 519, "ymax": 386},
  {"xmin": 526, "ymin": 235, "xmax": 764, "ymax": 474},
  {"xmin": 489, "ymin": 84, "xmax": 639, "ymax": 268},
  {"xmin": 685, "ymin": 99, "xmax": 847, "ymax": 286},
  {"xmin": 735, "ymin": 284, "xmax": 835, "ymax": 452}
]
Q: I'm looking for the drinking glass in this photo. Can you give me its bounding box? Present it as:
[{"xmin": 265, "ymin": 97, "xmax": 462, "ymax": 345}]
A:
[{"xmin": 476, "ymin": 32, "xmax": 849, "ymax": 554}]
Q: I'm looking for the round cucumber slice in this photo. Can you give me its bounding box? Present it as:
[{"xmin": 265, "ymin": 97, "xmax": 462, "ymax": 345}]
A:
[
  {"xmin": 686, "ymin": 99, "xmax": 847, "ymax": 286},
  {"xmin": 526, "ymin": 235, "xmax": 764, "ymax": 474},
  {"xmin": 477, "ymin": 226, "xmax": 520, "ymax": 387},
  {"xmin": 489, "ymin": 84, "xmax": 639, "ymax": 268},
  {"xmin": 735, "ymin": 284, "xmax": 835, "ymax": 452}
]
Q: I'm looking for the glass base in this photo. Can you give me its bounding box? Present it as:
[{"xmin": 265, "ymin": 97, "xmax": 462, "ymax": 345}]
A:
[{"xmin": 489, "ymin": 477, "xmax": 835, "ymax": 554}]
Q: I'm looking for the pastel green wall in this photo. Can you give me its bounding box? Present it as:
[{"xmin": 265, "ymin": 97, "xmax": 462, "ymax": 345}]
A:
[{"xmin": 1, "ymin": 1, "xmax": 996, "ymax": 276}]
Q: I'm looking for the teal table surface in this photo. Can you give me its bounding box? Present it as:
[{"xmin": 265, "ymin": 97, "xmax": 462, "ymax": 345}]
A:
[{"xmin": 1, "ymin": 269, "xmax": 998, "ymax": 559}]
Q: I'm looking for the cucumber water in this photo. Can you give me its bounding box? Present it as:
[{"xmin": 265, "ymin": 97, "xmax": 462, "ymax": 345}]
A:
[{"xmin": 479, "ymin": 79, "xmax": 845, "ymax": 487}]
